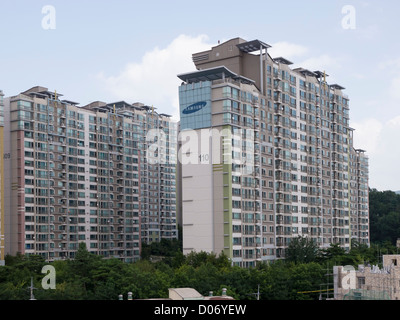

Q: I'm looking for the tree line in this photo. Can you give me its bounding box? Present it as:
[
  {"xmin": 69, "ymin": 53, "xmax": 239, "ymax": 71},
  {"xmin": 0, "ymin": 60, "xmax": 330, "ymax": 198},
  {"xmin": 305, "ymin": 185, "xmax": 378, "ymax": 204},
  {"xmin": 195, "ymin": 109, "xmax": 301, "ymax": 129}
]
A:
[
  {"xmin": 1, "ymin": 239, "xmax": 398, "ymax": 301},
  {"xmin": 369, "ymin": 188, "xmax": 400, "ymax": 245},
  {"xmin": 0, "ymin": 188, "xmax": 399, "ymax": 300}
]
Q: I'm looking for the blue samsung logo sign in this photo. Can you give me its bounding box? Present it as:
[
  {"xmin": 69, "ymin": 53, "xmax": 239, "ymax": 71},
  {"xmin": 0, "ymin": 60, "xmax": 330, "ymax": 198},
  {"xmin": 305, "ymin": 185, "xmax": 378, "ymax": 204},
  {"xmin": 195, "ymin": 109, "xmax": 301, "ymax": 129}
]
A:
[{"xmin": 182, "ymin": 101, "xmax": 207, "ymax": 115}]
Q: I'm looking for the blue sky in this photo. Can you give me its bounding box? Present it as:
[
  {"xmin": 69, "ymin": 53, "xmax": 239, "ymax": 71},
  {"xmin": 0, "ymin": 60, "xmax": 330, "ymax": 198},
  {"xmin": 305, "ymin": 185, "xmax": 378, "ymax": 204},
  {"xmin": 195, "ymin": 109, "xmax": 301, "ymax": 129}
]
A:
[{"xmin": 1, "ymin": 0, "xmax": 399, "ymax": 191}]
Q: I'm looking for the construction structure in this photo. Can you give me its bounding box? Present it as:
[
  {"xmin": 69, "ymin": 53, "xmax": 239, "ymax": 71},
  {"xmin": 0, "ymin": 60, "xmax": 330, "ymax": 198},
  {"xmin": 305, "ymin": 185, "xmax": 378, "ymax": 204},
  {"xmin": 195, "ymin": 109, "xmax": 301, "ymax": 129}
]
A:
[{"xmin": 333, "ymin": 255, "xmax": 400, "ymax": 300}]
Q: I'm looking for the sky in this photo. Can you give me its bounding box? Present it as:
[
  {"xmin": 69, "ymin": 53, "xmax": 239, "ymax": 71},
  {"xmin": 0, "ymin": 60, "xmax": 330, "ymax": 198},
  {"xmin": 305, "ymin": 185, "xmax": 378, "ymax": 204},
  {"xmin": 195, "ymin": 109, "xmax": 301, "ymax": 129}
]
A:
[{"xmin": 0, "ymin": 0, "xmax": 399, "ymax": 191}]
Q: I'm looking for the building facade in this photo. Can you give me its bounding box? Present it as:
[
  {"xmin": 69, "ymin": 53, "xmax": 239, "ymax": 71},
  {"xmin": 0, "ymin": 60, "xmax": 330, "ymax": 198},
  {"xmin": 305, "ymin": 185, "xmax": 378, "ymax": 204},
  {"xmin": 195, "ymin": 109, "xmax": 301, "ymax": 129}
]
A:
[
  {"xmin": 3, "ymin": 86, "xmax": 177, "ymax": 262},
  {"xmin": 178, "ymin": 38, "xmax": 369, "ymax": 267},
  {"xmin": 0, "ymin": 89, "xmax": 4, "ymax": 265}
]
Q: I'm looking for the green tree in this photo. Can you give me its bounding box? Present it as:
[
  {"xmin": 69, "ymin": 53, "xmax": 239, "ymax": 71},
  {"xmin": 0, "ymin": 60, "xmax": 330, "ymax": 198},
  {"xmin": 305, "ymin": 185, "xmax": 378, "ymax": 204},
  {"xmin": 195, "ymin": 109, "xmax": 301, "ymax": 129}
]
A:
[
  {"xmin": 286, "ymin": 236, "xmax": 319, "ymax": 263},
  {"xmin": 318, "ymin": 243, "xmax": 346, "ymax": 264},
  {"xmin": 68, "ymin": 242, "xmax": 102, "ymax": 296},
  {"xmin": 261, "ymin": 260, "xmax": 291, "ymax": 300},
  {"xmin": 289, "ymin": 262, "xmax": 325, "ymax": 300},
  {"xmin": 369, "ymin": 189, "xmax": 400, "ymax": 244},
  {"xmin": 141, "ymin": 237, "xmax": 182, "ymax": 260}
]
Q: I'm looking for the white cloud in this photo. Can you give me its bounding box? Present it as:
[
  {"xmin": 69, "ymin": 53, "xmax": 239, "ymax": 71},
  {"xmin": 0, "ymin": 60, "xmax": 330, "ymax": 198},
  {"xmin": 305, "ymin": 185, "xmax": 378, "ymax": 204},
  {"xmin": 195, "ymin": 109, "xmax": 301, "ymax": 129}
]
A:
[
  {"xmin": 353, "ymin": 116, "xmax": 400, "ymax": 190},
  {"xmin": 352, "ymin": 118, "xmax": 383, "ymax": 155},
  {"xmin": 356, "ymin": 24, "xmax": 380, "ymax": 40},
  {"xmin": 268, "ymin": 42, "xmax": 309, "ymax": 60},
  {"xmin": 97, "ymin": 34, "xmax": 213, "ymax": 119},
  {"xmin": 351, "ymin": 73, "xmax": 365, "ymax": 80},
  {"xmin": 373, "ymin": 116, "xmax": 400, "ymax": 190},
  {"xmin": 378, "ymin": 57, "xmax": 400, "ymax": 70},
  {"xmin": 297, "ymin": 54, "xmax": 342, "ymax": 72},
  {"xmin": 389, "ymin": 76, "xmax": 400, "ymax": 100},
  {"xmin": 387, "ymin": 115, "xmax": 400, "ymax": 127},
  {"xmin": 378, "ymin": 57, "xmax": 400, "ymax": 101},
  {"xmin": 269, "ymin": 42, "xmax": 342, "ymax": 78}
]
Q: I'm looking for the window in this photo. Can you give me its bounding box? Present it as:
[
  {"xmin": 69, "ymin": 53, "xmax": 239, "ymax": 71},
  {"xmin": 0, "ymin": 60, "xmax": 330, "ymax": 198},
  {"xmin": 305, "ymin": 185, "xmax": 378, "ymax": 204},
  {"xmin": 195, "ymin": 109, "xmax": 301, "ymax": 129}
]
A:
[{"xmin": 357, "ymin": 277, "xmax": 365, "ymax": 289}]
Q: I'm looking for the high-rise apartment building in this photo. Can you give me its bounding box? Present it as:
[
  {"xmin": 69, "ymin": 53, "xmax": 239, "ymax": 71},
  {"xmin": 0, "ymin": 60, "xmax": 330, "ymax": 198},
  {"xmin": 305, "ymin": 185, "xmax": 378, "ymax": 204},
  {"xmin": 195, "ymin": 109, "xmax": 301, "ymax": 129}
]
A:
[
  {"xmin": 3, "ymin": 86, "xmax": 177, "ymax": 262},
  {"xmin": 0, "ymin": 89, "xmax": 4, "ymax": 265},
  {"xmin": 351, "ymin": 149, "xmax": 369, "ymax": 241},
  {"xmin": 178, "ymin": 38, "xmax": 369, "ymax": 267},
  {"xmin": 82, "ymin": 101, "xmax": 178, "ymax": 245}
]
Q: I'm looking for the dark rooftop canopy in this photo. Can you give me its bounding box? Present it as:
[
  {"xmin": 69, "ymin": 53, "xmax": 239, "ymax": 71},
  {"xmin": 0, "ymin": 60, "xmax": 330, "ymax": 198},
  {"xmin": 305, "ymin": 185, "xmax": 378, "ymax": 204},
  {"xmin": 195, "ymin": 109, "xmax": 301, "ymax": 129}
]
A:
[
  {"xmin": 273, "ymin": 57, "xmax": 293, "ymax": 65},
  {"xmin": 330, "ymin": 84, "xmax": 346, "ymax": 90},
  {"xmin": 314, "ymin": 70, "xmax": 329, "ymax": 78},
  {"xmin": 293, "ymin": 67, "xmax": 318, "ymax": 77},
  {"xmin": 236, "ymin": 39, "xmax": 271, "ymax": 53}
]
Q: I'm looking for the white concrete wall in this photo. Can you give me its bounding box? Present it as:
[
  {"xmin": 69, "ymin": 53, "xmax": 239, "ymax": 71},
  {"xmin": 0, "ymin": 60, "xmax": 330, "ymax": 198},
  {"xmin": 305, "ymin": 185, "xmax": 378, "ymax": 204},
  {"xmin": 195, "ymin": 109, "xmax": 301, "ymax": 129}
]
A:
[{"xmin": 182, "ymin": 163, "xmax": 213, "ymax": 254}]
